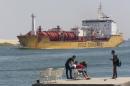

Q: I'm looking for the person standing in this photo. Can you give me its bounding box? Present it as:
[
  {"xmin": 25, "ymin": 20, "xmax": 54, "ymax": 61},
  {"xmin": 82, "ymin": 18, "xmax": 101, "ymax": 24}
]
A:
[
  {"xmin": 32, "ymin": 80, "xmax": 44, "ymax": 86},
  {"xmin": 65, "ymin": 55, "xmax": 76, "ymax": 79},
  {"xmin": 111, "ymin": 50, "xmax": 118, "ymax": 79}
]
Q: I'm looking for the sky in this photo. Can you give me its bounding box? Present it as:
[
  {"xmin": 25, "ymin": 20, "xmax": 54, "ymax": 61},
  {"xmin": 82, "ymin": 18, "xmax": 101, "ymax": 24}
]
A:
[{"xmin": 0, "ymin": 0, "xmax": 130, "ymax": 40}]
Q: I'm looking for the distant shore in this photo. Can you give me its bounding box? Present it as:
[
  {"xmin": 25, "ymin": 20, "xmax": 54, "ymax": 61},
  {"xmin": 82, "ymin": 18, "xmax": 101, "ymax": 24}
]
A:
[{"xmin": 0, "ymin": 39, "xmax": 18, "ymax": 45}]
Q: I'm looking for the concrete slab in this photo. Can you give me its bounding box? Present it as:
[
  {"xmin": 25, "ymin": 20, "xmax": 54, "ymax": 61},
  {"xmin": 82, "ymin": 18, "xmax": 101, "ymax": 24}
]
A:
[{"xmin": 42, "ymin": 77, "xmax": 130, "ymax": 86}]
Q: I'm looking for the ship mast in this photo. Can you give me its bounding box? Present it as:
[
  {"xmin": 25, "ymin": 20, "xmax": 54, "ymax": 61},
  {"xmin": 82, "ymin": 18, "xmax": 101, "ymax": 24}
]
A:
[
  {"xmin": 97, "ymin": 0, "xmax": 109, "ymax": 20},
  {"xmin": 97, "ymin": 0, "xmax": 102, "ymax": 19},
  {"xmin": 31, "ymin": 14, "xmax": 36, "ymax": 35}
]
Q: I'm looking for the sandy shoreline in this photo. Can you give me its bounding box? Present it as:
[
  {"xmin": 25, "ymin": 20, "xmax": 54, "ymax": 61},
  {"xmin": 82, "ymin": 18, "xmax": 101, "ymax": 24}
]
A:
[{"xmin": 0, "ymin": 39, "xmax": 18, "ymax": 44}]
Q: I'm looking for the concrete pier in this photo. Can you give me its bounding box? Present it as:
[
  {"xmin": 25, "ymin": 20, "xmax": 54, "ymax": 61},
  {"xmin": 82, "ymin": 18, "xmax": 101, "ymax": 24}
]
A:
[{"xmin": 42, "ymin": 77, "xmax": 130, "ymax": 86}]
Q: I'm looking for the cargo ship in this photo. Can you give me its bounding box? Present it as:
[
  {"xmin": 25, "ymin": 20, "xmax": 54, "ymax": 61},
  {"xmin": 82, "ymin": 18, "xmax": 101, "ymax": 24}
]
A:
[{"xmin": 17, "ymin": 3, "xmax": 124, "ymax": 49}]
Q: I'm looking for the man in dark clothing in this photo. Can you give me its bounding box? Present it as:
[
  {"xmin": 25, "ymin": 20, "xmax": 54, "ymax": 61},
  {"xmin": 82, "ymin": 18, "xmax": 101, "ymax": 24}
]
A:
[
  {"xmin": 111, "ymin": 50, "xmax": 118, "ymax": 79},
  {"xmin": 32, "ymin": 80, "xmax": 44, "ymax": 86},
  {"xmin": 65, "ymin": 55, "xmax": 76, "ymax": 79}
]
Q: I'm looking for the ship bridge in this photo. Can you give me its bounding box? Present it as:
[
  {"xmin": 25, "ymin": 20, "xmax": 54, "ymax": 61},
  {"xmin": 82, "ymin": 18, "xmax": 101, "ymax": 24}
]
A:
[{"xmin": 79, "ymin": 0, "xmax": 118, "ymax": 38}]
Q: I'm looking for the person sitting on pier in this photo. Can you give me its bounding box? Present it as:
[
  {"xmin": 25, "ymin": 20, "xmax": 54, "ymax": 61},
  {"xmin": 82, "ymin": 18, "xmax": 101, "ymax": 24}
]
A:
[{"xmin": 75, "ymin": 61, "xmax": 90, "ymax": 80}]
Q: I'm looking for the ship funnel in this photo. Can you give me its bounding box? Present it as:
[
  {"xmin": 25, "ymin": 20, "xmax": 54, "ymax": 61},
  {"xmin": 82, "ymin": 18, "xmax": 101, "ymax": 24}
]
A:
[{"xmin": 31, "ymin": 14, "xmax": 36, "ymax": 35}]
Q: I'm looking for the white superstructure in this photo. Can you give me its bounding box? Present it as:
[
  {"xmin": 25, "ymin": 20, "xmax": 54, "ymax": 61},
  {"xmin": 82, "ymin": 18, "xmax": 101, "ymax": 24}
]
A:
[
  {"xmin": 82, "ymin": 20, "xmax": 118, "ymax": 37},
  {"xmin": 78, "ymin": 0, "xmax": 118, "ymax": 38}
]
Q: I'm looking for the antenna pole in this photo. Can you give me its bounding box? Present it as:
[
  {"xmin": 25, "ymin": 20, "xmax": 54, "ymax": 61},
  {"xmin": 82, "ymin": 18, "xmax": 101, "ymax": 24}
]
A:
[
  {"xmin": 97, "ymin": 0, "xmax": 102, "ymax": 19},
  {"xmin": 97, "ymin": 0, "xmax": 109, "ymax": 20}
]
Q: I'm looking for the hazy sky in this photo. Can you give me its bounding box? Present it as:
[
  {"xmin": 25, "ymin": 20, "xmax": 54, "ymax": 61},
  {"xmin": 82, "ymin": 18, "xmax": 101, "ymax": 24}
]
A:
[{"xmin": 0, "ymin": 0, "xmax": 130, "ymax": 40}]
